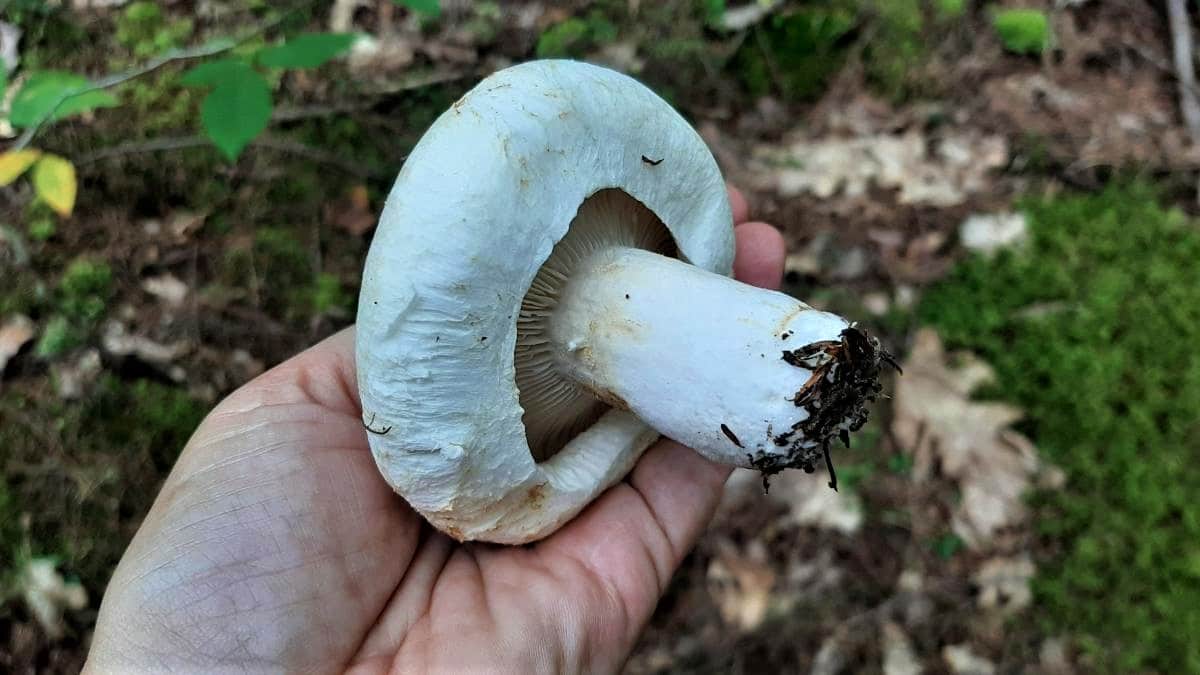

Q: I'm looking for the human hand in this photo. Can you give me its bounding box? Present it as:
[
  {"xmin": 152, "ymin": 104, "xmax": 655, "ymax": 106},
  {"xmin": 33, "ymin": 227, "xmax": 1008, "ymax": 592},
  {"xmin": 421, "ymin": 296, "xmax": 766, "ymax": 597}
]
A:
[{"xmin": 86, "ymin": 188, "xmax": 786, "ymax": 674}]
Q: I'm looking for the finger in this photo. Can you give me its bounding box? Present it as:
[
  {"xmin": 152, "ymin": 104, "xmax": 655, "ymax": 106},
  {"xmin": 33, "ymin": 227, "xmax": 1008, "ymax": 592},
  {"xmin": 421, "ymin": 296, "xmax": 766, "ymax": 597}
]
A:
[
  {"xmin": 220, "ymin": 325, "xmax": 360, "ymax": 418},
  {"xmin": 727, "ymin": 184, "xmax": 750, "ymax": 224},
  {"xmin": 733, "ymin": 221, "xmax": 786, "ymax": 290},
  {"xmin": 536, "ymin": 221, "xmax": 784, "ymax": 649}
]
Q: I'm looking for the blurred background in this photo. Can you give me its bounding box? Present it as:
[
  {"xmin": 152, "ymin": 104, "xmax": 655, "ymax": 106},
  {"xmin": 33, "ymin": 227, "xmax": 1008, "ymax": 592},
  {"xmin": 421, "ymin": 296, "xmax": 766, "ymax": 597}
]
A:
[{"xmin": 1, "ymin": 0, "xmax": 1199, "ymax": 672}]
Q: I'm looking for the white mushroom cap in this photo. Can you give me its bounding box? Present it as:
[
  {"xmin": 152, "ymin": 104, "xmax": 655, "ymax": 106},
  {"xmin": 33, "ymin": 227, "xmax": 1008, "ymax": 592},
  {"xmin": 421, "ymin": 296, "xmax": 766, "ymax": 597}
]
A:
[
  {"xmin": 357, "ymin": 60, "xmax": 893, "ymax": 544},
  {"xmin": 356, "ymin": 60, "xmax": 733, "ymax": 543}
]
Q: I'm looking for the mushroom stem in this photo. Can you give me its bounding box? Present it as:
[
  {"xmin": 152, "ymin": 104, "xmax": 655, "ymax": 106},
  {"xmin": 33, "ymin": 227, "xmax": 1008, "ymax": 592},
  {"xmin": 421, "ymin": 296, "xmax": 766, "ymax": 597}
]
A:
[{"xmin": 549, "ymin": 247, "xmax": 890, "ymax": 477}]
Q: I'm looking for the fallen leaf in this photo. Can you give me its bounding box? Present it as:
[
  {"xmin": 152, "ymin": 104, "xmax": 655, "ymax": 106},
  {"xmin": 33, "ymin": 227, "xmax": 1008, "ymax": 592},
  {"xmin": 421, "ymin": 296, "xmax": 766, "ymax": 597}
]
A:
[
  {"xmin": 973, "ymin": 555, "xmax": 1034, "ymax": 616},
  {"xmin": 706, "ymin": 540, "xmax": 775, "ymax": 632},
  {"xmin": 101, "ymin": 320, "xmax": 190, "ymax": 378},
  {"xmin": 51, "ymin": 348, "xmax": 101, "ymax": 399},
  {"xmin": 420, "ymin": 41, "xmax": 478, "ymax": 65},
  {"xmin": 881, "ymin": 621, "xmax": 924, "ymax": 675},
  {"xmin": 167, "ymin": 211, "xmax": 206, "ymax": 240},
  {"xmin": 749, "ymin": 131, "xmax": 1007, "ymax": 207},
  {"xmin": 141, "ymin": 273, "xmax": 189, "ymax": 307},
  {"xmin": 31, "ymin": 153, "xmax": 77, "ymax": 216},
  {"xmin": 720, "ymin": 467, "xmax": 863, "ymax": 534},
  {"xmin": 329, "ymin": 0, "xmax": 369, "ymax": 32},
  {"xmin": 717, "ymin": 0, "xmax": 785, "ymax": 31},
  {"xmin": 960, "ymin": 212, "xmax": 1028, "ymax": 257},
  {"xmin": 348, "ymin": 35, "xmax": 415, "ymax": 75},
  {"xmin": 19, "ymin": 557, "xmax": 88, "ymax": 640},
  {"xmin": 590, "ymin": 42, "xmax": 644, "ymax": 73},
  {"xmin": 0, "ymin": 148, "xmax": 41, "ymax": 186},
  {"xmin": 1038, "ymin": 637, "xmax": 1075, "ymax": 675},
  {"xmin": 942, "ymin": 644, "xmax": 996, "ymax": 675},
  {"xmin": 0, "ymin": 313, "xmax": 34, "ymax": 375},
  {"xmin": 811, "ymin": 634, "xmax": 849, "ymax": 675},
  {"xmin": 892, "ymin": 329, "xmax": 1042, "ymax": 548},
  {"xmin": 325, "ymin": 184, "xmax": 376, "ymax": 235},
  {"xmin": 862, "ymin": 292, "xmax": 891, "ymax": 316}
]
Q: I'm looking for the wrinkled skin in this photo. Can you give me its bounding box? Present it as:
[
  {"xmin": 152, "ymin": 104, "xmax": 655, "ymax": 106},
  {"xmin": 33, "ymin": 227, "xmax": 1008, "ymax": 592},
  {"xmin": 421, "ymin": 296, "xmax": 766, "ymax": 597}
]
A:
[{"xmin": 87, "ymin": 188, "xmax": 785, "ymax": 674}]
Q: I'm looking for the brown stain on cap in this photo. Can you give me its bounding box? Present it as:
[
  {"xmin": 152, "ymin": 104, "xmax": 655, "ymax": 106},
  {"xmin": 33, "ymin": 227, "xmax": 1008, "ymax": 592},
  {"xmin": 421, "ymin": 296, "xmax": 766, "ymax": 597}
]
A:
[{"xmin": 525, "ymin": 483, "xmax": 549, "ymax": 510}]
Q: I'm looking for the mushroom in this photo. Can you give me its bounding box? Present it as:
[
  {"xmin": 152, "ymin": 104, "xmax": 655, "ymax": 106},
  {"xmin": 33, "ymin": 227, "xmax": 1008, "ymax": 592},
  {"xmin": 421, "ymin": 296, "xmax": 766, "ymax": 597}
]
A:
[{"xmin": 356, "ymin": 60, "xmax": 893, "ymax": 544}]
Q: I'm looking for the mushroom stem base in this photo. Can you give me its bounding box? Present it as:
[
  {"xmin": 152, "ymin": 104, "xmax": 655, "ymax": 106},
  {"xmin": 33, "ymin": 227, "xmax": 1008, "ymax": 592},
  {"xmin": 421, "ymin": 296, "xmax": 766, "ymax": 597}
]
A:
[{"xmin": 548, "ymin": 247, "xmax": 892, "ymax": 475}]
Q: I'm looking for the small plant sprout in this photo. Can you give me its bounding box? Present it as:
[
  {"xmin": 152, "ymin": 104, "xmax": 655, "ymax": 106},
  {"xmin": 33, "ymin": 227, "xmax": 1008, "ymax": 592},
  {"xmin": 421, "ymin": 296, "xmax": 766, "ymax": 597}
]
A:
[{"xmin": 356, "ymin": 60, "xmax": 895, "ymax": 543}]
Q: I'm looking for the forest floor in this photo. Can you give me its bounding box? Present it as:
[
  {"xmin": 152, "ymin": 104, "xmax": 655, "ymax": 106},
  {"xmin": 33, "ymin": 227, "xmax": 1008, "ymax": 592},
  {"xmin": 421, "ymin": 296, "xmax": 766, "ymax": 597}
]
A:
[{"xmin": 2, "ymin": 1, "xmax": 1199, "ymax": 672}]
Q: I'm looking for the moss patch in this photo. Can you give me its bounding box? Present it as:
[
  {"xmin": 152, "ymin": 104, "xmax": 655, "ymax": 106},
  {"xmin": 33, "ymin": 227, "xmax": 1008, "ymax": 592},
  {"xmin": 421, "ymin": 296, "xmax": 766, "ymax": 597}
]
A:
[
  {"xmin": 0, "ymin": 377, "xmax": 205, "ymax": 596},
  {"xmin": 730, "ymin": 6, "xmax": 854, "ymax": 101},
  {"xmin": 919, "ymin": 183, "xmax": 1200, "ymax": 672},
  {"xmin": 992, "ymin": 8, "xmax": 1050, "ymax": 56}
]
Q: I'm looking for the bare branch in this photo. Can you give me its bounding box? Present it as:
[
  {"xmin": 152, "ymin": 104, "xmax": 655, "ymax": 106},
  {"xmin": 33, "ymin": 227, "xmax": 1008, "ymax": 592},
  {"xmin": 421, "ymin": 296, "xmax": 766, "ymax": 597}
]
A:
[
  {"xmin": 9, "ymin": 0, "xmax": 320, "ymax": 151},
  {"xmin": 75, "ymin": 133, "xmax": 385, "ymax": 178}
]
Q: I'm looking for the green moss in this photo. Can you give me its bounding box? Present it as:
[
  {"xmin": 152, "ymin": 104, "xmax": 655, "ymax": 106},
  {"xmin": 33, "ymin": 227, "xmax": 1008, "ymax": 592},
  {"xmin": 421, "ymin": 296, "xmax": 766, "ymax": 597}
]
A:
[
  {"xmin": 121, "ymin": 70, "xmax": 200, "ymax": 134},
  {"xmin": 59, "ymin": 258, "xmax": 112, "ymax": 323},
  {"xmin": 0, "ymin": 270, "xmax": 47, "ymax": 317},
  {"xmin": 27, "ymin": 258, "xmax": 114, "ymax": 359},
  {"xmin": 992, "ymin": 8, "xmax": 1050, "ymax": 56},
  {"xmin": 730, "ymin": 7, "xmax": 854, "ymax": 101},
  {"xmin": 310, "ymin": 272, "xmax": 352, "ymax": 315},
  {"xmin": 34, "ymin": 315, "xmax": 78, "ymax": 359},
  {"xmin": 936, "ymin": 0, "xmax": 966, "ymax": 18},
  {"xmin": 865, "ymin": 0, "xmax": 924, "ymax": 98},
  {"xmin": 919, "ymin": 183, "xmax": 1200, "ymax": 672},
  {"xmin": 116, "ymin": 1, "xmax": 194, "ymax": 59},
  {"xmin": 27, "ymin": 216, "xmax": 56, "ymax": 241},
  {"xmin": 536, "ymin": 10, "xmax": 619, "ymax": 58},
  {"xmin": 0, "ymin": 377, "xmax": 204, "ymax": 592}
]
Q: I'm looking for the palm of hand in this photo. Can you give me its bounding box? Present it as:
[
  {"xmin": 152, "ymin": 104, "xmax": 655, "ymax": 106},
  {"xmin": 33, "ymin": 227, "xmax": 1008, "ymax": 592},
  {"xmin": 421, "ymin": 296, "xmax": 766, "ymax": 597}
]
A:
[{"xmin": 87, "ymin": 200, "xmax": 783, "ymax": 674}]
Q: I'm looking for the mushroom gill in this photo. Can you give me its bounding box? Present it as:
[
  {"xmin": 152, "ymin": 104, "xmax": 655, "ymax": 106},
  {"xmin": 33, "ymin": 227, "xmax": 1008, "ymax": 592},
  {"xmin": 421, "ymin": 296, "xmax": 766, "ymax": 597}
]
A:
[{"xmin": 515, "ymin": 189, "xmax": 676, "ymax": 461}]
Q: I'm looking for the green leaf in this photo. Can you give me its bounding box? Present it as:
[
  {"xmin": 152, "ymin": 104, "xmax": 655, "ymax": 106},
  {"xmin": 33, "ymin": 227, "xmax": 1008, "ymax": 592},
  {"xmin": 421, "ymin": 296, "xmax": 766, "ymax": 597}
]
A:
[
  {"xmin": 9, "ymin": 71, "xmax": 119, "ymax": 128},
  {"xmin": 31, "ymin": 154, "xmax": 77, "ymax": 217},
  {"xmin": 393, "ymin": 0, "xmax": 440, "ymax": 18},
  {"xmin": 183, "ymin": 60, "xmax": 273, "ymax": 161},
  {"xmin": 992, "ymin": 9, "xmax": 1050, "ymax": 55},
  {"xmin": 180, "ymin": 58, "xmax": 251, "ymax": 86},
  {"xmin": 257, "ymin": 33, "xmax": 356, "ymax": 69},
  {"xmin": 0, "ymin": 150, "xmax": 43, "ymax": 187}
]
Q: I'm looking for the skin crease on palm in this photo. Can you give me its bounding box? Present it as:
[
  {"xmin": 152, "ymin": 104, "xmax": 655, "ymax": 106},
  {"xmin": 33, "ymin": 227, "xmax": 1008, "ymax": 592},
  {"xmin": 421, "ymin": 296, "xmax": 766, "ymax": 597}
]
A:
[{"xmin": 85, "ymin": 187, "xmax": 787, "ymax": 674}]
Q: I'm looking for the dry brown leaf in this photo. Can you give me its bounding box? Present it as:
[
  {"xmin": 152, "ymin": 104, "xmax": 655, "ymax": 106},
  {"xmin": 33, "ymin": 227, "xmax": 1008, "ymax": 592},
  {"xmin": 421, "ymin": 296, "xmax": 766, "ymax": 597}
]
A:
[
  {"xmin": 960, "ymin": 212, "xmax": 1028, "ymax": 257},
  {"xmin": 720, "ymin": 467, "xmax": 863, "ymax": 534},
  {"xmin": 973, "ymin": 555, "xmax": 1034, "ymax": 616},
  {"xmin": 893, "ymin": 329, "xmax": 1042, "ymax": 548},
  {"xmin": 881, "ymin": 621, "xmax": 924, "ymax": 675},
  {"xmin": 141, "ymin": 273, "xmax": 189, "ymax": 307},
  {"xmin": 0, "ymin": 314, "xmax": 35, "ymax": 375},
  {"xmin": 51, "ymin": 348, "xmax": 102, "ymax": 400},
  {"xmin": 706, "ymin": 540, "xmax": 775, "ymax": 632},
  {"xmin": 101, "ymin": 321, "xmax": 189, "ymax": 381},
  {"xmin": 942, "ymin": 644, "xmax": 996, "ymax": 675},
  {"xmin": 19, "ymin": 557, "xmax": 88, "ymax": 641},
  {"xmin": 326, "ymin": 184, "xmax": 377, "ymax": 236},
  {"xmin": 748, "ymin": 130, "xmax": 1007, "ymax": 208}
]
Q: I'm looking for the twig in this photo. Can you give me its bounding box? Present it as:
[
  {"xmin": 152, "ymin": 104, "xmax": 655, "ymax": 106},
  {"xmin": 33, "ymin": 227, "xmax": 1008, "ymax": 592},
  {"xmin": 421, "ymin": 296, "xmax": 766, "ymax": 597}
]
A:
[
  {"xmin": 9, "ymin": 1, "xmax": 320, "ymax": 151},
  {"xmin": 1167, "ymin": 0, "xmax": 1200, "ymax": 144},
  {"xmin": 10, "ymin": 42, "xmax": 234, "ymax": 152},
  {"xmin": 252, "ymin": 135, "xmax": 384, "ymax": 178},
  {"xmin": 74, "ymin": 133, "xmax": 385, "ymax": 178},
  {"xmin": 74, "ymin": 135, "xmax": 210, "ymax": 164}
]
